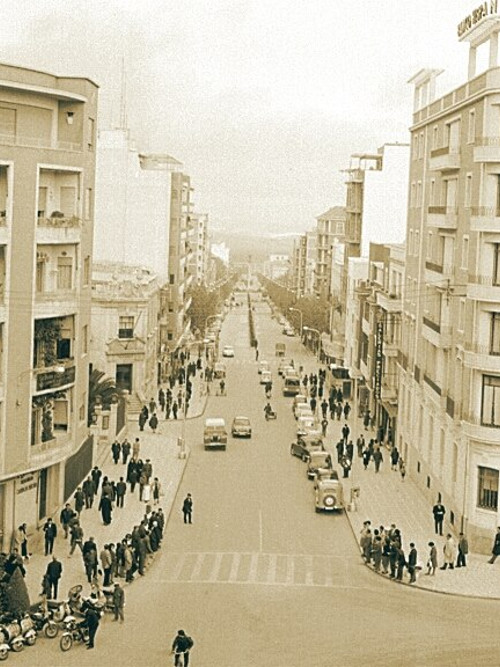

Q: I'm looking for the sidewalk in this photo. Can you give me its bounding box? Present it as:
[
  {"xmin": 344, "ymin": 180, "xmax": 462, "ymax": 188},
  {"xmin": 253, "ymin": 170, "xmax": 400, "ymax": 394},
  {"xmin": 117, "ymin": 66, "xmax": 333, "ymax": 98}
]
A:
[
  {"xmin": 23, "ymin": 371, "xmax": 207, "ymax": 605},
  {"xmin": 338, "ymin": 414, "xmax": 500, "ymax": 599}
]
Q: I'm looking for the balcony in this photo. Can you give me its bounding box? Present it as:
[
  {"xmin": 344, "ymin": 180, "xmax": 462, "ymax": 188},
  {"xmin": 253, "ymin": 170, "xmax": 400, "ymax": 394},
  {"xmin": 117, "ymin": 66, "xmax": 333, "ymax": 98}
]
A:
[
  {"xmin": 474, "ymin": 137, "xmax": 500, "ymax": 163},
  {"xmin": 0, "ymin": 133, "xmax": 82, "ymax": 152},
  {"xmin": 425, "ymin": 261, "xmax": 454, "ymax": 282},
  {"xmin": 423, "ymin": 373, "xmax": 442, "ymax": 396},
  {"xmin": 467, "ymin": 273, "xmax": 500, "ymax": 301},
  {"xmin": 35, "ymin": 363, "xmax": 76, "ymax": 392},
  {"xmin": 376, "ymin": 290, "xmax": 402, "ymax": 313},
  {"xmin": 422, "ymin": 317, "xmax": 452, "ymax": 348},
  {"xmin": 462, "ymin": 411, "xmax": 500, "ymax": 444},
  {"xmin": 469, "ymin": 206, "xmax": 500, "ymax": 233},
  {"xmin": 463, "ymin": 342, "xmax": 500, "ymax": 372},
  {"xmin": 36, "ymin": 216, "xmax": 82, "ymax": 244},
  {"xmin": 427, "ymin": 205, "xmax": 458, "ymax": 229},
  {"xmin": 381, "ymin": 382, "xmax": 397, "ymax": 401},
  {"xmin": 429, "ymin": 146, "xmax": 460, "ymax": 172}
]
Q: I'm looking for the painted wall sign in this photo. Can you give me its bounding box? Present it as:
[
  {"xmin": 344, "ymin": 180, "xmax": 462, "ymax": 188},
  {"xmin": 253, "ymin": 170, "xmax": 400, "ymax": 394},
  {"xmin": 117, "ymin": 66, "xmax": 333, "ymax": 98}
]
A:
[
  {"xmin": 374, "ymin": 320, "xmax": 383, "ymax": 401},
  {"xmin": 16, "ymin": 473, "xmax": 37, "ymax": 495},
  {"xmin": 458, "ymin": 1, "xmax": 498, "ymax": 37}
]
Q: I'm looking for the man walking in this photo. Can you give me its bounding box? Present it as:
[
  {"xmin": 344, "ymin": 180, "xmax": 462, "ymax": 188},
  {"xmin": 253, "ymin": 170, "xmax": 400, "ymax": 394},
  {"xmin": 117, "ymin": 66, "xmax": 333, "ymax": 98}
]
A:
[
  {"xmin": 457, "ymin": 532, "xmax": 469, "ymax": 568},
  {"xmin": 116, "ymin": 477, "xmax": 127, "ymax": 508},
  {"xmin": 432, "ymin": 500, "xmax": 446, "ymax": 536},
  {"xmin": 372, "ymin": 446, "xmax": 383, "ymax": 473},
  {"xmin": 45, "ymin": 555, "xmax": 62, "ymax": 599},
  {"xmin": 43, "ymin": 517, "xmax": 57, "ymax": 556},
  {"xmin": 488, "ymin": 526, "xmax": 500, "ymax": 564},
  {"xmin": 171, "ymin": 629, "xmax": 194, "ymax": 667},
  {"xmin": 60, "ymin": 503, "xmax": 75, "ymax": 540},
  {"xmin": 407, "ymin": 543, "xmax": 418, "ymax": 583},
  {"xmin": 82, "ymin": 476, "xmax": 95, "ymax": 509},
  {"xmin": 441, "ymin": 534, "xmax": 457, "ymax": 570},
  {"xmin": 182, "ymin": 493, "xmax": 193, "ymax": 524},
  {"xmin": 112, "ymin": 582, "xmax": 125, "ymax": 622}
]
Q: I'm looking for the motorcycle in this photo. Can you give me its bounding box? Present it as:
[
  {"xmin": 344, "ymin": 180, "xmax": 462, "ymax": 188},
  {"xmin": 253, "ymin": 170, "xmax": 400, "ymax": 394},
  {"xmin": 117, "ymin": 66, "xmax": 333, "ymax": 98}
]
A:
[
  {"xmin": 29, "ymin": 609, "xmax": 58, "ymax": 639},
  {"xmin": 59, "ymin": 615, "xmax": 88, "ymax": 652},
  {"xmin": 0, "ymin": 615, "xmax": 32, "ymax": 653},
  {"xmin": 265, "ymin": 409, "xmax": 277, "ymax": 420}
]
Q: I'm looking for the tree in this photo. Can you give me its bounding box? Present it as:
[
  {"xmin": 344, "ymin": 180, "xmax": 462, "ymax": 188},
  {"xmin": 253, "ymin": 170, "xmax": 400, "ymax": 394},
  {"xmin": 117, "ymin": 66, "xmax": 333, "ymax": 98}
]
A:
[
  {"xmin": 0, "ymin": 557, "xmax": 30, "ymax": 616},
  {"xmin": 189, "ymin": 285, "xmax": 220, "ymax": 335},
  {"xmin": 88, "ymin": 369, "xmax": 118, "ymax": 426}
]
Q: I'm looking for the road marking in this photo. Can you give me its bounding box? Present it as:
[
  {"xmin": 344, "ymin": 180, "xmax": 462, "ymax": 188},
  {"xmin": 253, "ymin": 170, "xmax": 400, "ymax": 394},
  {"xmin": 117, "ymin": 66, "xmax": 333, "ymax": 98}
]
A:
[
  {"xmin": 286, "ymin": 555, "xmax": 294, "ymax": 584},
  {"xmin": 171, "ymin": 553, "xmax": 187, "ymax": 580},
  {"xmin": 191, "ymin": 552, "xmax": 205, "ymax": 580},
  {"xmin": 208, "ymin": 552, "xmax": 223, "ymax": 582},
  {"xmin": 266, "ymin": 553, "xmax": 277, "ymax": 583},
  {"xmin": 259, "ymin": 508, "xmax": 263, "ymax": 553},
  {"xmin": 305, "ymin": 555, "xmax": 314, "ymax": 586},
  {"xmin": 248, "ymin": 553, "xmax": 259, "ymax": 582}
]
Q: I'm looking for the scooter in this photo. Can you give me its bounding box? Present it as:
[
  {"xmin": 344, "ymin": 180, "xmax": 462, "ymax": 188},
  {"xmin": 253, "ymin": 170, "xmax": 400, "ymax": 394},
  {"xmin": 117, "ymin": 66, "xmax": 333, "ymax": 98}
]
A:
[
  {"xmin": 265, "ymin": 409, "xmax": 277, "ymax": 421},
  {"xmin": 0, "ymin": 618, "xmax": 25, "ymax": 653},
  {"xmin": 59, "ymin": 615, "xmax": 88, "ymax": 652},
  {"xmin": 29, "ymin": 608, "xmax": 59, "ymax": 639}
]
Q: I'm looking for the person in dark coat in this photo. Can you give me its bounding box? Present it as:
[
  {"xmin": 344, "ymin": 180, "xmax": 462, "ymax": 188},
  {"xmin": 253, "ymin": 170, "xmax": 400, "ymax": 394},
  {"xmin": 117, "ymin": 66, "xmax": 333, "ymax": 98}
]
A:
[
  {"xmin": 121, "ymin": 439, "xmax": 131, "ymax": 464},
  {"xmin": 149, "ymin": 413, "xmax": 158, "ymax": 433},
  {"xmin": 407, "ymin": 543, "xmax": 418, "ymax": 583},
  {"xmin": 82, "ymin": 476, "xmax": 95, "ymax": 509},
  {"xmin": 362, "ymin": 447, "xmax": 371, "ymax": 470},
  {"xmin": 111, "ymin": 440, "xmax": 121, "ymax": 464},
  {"xmin": 372, "ymin": 446, "xmax": 383, "ymax": 473},
  {"xmin": 488, "ymin": 526, "xmax": 500, "ymax": 564},
  {"xmin": 99, "ymin": 494, "xmax": 113, "ymax": 525},
  {"xmin": 457, "ymin": 532, "xmax": 469, "ymax": 567},
  {"xmin": 346, "ymin": 440, "xmax": 354, "ymax": 462},
  {"xmin": 182, "ymin": 494, "xmax": 193, "ymax": 524},
  {"xmin": 432, "ymin": 501, "xmax": 446, "ymax": 536},
  {"xmin": 390, "ymin": 447, "xmax": 400, "ymax": 470},
  {"xmin": 60, "ymin": 503, "xmax": 75, "ymax": 539},
  {"xmin": 81, "ymin": 594, "xmax": 101, "ymax": 649},
  {"xmin": 91, "ymin": 467, "xmax": 102, "ymax": 494},
  {"xmin": 74, "ymin": 487, "xmax": 85, "ymax": 516},
  {"xmin": 45, "ymin": 555, "xmax": 62, "ymax": 599},
  {"xmin": 336, "ymin": 439, "xmax": 344, "ymax": 463},
  {"xmin": 43, "ymin": 517, "xmax": 57, "ymax": 555},
  {"xmin": 138, "ymin": 411, "xmax": 147, "ymax": 431},
  {"xmin": 116, "ymin": 477, "xmax": 127, "ymax": 508}
]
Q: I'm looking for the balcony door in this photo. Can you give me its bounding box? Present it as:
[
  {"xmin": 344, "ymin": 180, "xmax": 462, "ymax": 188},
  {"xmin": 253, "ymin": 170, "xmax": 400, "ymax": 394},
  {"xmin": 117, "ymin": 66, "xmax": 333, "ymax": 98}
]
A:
[{"xmin": 60, "ymin": 186, "xmax": 77, "ymax": 218}]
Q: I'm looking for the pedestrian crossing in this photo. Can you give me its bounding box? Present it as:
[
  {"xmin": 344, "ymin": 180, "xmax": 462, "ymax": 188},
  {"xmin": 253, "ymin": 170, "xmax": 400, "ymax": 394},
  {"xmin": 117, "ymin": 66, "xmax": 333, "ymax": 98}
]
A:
[{"xmin": 160, "ymin": 551, "xmax": 355, "ymax": 588}]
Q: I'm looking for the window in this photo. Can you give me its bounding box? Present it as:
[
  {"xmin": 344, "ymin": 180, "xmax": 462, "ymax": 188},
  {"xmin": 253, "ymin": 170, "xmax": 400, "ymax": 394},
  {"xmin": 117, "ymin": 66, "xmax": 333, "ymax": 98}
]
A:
[
  {"xmin": 417, "ymin": 181, "xmax": 422, "ymax": 207},
  {"xmin": 414, "ymin": 230, "xmax": 420, "ymax": 256},
  {"xmin": 418, "ymin": 132, "xmax": 424, "ymax": 159},
  {"xmin": 427, "ymin": 231, "xmax": 433, "ymax": 261},
  {"xmin": 491, "ymin": 313, "xmax": 500, "ymax": 355},
  {"xmin": 477, "ymin": 466, "xmax": 499, "ymax": 510},
  {"xmin": 465, "ymin": 174, "xmax": 472, "ymax": 207},
  {"xmin": 79, "ymin": 395, "xmax": 86, "ymax": 422},
  {"xmin": 494, "ymin": 244, "xmax": 500, "ymax": 286},
  {"xmin": 439, "ymin": 429, "xmax": 445, "ymax": 468},
  {"xmin": 87, "ymin": 118, "xmax": 95, "ymax": 150},
  {"xmin": 57, "ymin": 257, "xmax": 73, "ymax": 290},
  {"xmin": 468, "ymin": 109, "xmax": 476, "ymax": 143},
  {"xmin": 82, "ymin": 324, "xmax": 88, "ymax": 355},
  {"xmin": 102, "ymin": 415, "xmax": 110, "ymax": 430},
  {"xmin": 118, "ymin": 316, "xmax": 134, "ymax": 339},
  {"xmin": 36, "ymin": 256, "xmax": 45, "ymax": 293},
  {"xmin": 482, "ymin": 374, "xmax": 500, "ymax": 426},
  {"xmin": 169, "ymin": 274, "xmax": 175, "ymax": 285},
  {"xmin": 458, "ymin": 299, "xmax": 465, "ymax": 332},
  {"xmin": 83, "ymin": 256, "xmax": 91, "ymax": 286},
  {"xmin": 461, "ymin": 236, "xmax": 469, "ymax": 270},
  {"xmin": 433, "ymin": 125, "xmax": 439, "ymax": 149},
  {"xmin": 168, "ymin": 302, "xmax": 174, "ymax": 313}
]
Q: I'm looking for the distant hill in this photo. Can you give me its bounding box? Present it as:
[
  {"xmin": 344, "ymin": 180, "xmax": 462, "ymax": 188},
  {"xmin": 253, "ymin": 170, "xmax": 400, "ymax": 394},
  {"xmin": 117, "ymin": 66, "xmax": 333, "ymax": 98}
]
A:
[{"xmin": 210, "ymin": 230, "xmax": 298, "ymax": 264}]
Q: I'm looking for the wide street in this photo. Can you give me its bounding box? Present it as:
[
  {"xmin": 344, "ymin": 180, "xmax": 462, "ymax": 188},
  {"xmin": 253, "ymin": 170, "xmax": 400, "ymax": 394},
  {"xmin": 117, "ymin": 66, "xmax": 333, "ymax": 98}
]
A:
[{"xmin": 14, "ymin": 293, "xmax": 500, "ymax": 666}]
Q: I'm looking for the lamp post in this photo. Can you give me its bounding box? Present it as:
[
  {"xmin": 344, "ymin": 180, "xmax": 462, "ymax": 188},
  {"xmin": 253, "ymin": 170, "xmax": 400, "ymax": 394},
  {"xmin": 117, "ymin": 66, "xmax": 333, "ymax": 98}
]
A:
[
  {"xmin": 288, "ymin": 307, "xmax": 303, "ymax": 337},
  {"xmin": 303, "ymin": 326, "xmax": 320, "ymax": 360}
]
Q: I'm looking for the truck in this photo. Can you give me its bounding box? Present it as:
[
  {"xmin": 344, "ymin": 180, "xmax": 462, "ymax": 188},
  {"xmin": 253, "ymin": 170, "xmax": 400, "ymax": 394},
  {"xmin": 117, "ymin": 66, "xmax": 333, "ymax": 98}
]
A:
[{"xmin": 275, "ymin": 342, "xmax": 286, "ymax": 357}]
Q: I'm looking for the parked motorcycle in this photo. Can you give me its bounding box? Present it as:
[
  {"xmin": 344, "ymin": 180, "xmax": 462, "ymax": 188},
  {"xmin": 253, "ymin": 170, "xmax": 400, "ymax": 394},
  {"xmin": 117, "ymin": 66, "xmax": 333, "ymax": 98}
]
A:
[
  {"xmin": 0, "ymin": 617, "xmax": 26, "ymax": 653},
  {"xmin": 59, "ymin": 615, "xmax": 88, "ymax": 652},
  {"xmin": 29, "ymin": 609, "xmax": 58, "ymax": 639}
]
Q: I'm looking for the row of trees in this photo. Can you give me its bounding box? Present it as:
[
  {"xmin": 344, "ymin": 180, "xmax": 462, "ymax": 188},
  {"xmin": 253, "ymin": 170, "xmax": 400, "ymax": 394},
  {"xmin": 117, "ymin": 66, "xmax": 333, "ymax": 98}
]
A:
[{"xmin": 260, "ymin": 276, "xmax": 330, "ymax": 334}]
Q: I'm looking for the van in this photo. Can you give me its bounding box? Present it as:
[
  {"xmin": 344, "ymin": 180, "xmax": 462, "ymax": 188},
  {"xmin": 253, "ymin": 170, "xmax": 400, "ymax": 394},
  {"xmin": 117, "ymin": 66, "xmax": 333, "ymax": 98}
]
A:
[
  {"xmin": 283, "ymin": 374, "xmax": 301, "ymax": 396},
  {"xmin": 203, "ymin": 418, "xmax": 227, "ymax": 450}
]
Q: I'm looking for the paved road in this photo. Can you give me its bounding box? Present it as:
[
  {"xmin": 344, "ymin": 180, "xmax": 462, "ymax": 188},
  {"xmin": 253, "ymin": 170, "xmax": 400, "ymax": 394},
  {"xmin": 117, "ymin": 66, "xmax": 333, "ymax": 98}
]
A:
[{"xmin": 13, "ymin": 295, "xmax": 500, "ymax": 666}]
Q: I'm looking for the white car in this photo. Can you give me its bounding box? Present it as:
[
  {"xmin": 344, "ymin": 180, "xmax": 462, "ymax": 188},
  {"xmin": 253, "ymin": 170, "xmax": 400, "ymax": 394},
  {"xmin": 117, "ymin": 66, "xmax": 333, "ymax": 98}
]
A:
[
  {"xmin": 222, "ymin": 345, "xmax": 235, "ymax": 358},
  {"xmin": 258, "ymin": 361, "xmax": 270, "ymax": 374},
  {"xmin": 260, "ymin": 370, "xmax": 272, "ymax": 385},
  {"xmin": 297, "ymin": 416, "xmax": 318, "ymax": 438}
]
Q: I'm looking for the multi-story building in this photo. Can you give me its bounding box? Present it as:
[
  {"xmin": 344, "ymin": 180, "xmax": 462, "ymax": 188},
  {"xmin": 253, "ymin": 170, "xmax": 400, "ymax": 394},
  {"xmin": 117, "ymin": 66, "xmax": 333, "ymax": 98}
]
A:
[
  {"xmin": 90, "ymin": 263, "xmax": 160, "ymax": 408},
  {"xmin": 400, "ymin": 12, "xmax": 500, "ymax": 550},
  {"xmin": 0, "ymin": 63, "xmax": 98, "ymax": 549},
  {"xmin": 263, "ymin": 254, "xmax": 290, "ymax": 281},
  {"xmin": 290, "ymin": 232, "xmax": 316, "ymax": 298},
  {"xmin": 187, "ymin": 213, "xmax": 209, "ymax": 286},
  {"xmin": 314, "ymin": 206, "xmax": 346, "ymax": 300}
]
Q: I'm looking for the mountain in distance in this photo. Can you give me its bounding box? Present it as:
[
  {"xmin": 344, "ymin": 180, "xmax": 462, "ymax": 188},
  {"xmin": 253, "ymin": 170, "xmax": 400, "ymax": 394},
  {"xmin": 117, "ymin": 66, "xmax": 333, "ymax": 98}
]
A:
[{"xmin": 210, "ymin": 229, "xmax": 298, "ymax": 265}]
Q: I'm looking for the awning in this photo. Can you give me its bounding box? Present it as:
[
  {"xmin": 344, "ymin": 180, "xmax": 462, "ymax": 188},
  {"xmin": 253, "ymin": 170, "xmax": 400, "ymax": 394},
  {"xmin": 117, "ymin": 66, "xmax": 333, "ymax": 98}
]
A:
[{"xmin": 321, "ymin": 333, "xmax": 344, "ymax": 359}]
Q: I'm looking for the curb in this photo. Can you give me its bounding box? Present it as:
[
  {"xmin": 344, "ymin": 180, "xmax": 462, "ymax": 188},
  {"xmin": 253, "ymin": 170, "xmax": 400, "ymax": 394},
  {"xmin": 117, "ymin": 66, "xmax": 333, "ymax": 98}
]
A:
[{"xmin": 343, "ymin": 504, "xmax": 500, "ymax": 602}]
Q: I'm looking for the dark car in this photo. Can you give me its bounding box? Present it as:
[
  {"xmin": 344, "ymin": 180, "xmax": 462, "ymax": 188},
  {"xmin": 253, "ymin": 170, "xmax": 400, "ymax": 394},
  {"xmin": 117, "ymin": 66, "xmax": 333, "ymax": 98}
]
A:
[{"xmin": 290, "ymin": 435, "xmax": 325, "ymax": 462}]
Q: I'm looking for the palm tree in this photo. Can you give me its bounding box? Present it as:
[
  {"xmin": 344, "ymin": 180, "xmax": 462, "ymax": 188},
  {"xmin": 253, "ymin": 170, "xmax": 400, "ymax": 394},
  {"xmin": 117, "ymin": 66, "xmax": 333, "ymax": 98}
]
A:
[{"xmin": 88, "ymin": 369, "xmax": 118, "ymax": 426}]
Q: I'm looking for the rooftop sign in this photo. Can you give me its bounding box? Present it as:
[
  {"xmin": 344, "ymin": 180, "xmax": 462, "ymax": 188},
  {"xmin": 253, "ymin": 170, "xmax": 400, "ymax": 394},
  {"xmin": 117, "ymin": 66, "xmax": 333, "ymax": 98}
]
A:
[{"xmin": 458, "ymin": 1, "xmax": 498, "ymax": 37}]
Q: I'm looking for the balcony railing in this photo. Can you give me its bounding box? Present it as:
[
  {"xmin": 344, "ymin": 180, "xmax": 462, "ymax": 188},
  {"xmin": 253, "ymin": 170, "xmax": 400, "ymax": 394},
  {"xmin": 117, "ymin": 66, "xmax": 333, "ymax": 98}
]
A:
[
  {"xmin": 37, "ymin": 216, "xmax": 82, "ymax": 228},
  {"xmin": 0, "ymin": 133, "xmax": 82, "ymax": 151},
  {"xmin": 469, "ymin": 206, "xmax": 500, "ymax": 217},
  {"xmin": 468, "ymin": 273, "xmax": 500, "ymax": 286},
  {"xmin": 475, "ymin": 136, "xmax": 500, "ymax": 147},
  {"xmin": 423, "ymin": 373, "xmax": 442, "ymax": 395},
  {"xmin": 430, "ymin": 146, "xmax": 453, "ymax": 158},
  {"xmin": 35, "ymin": 363, "xmax": 75, "ymax": 392},
  {"xmin": 423, "ymin": 315, "xmax": 440, "ymax": 333},
  {"xmin": 463, "ymin": 341, "xmax": 500, "ymax": 356}
]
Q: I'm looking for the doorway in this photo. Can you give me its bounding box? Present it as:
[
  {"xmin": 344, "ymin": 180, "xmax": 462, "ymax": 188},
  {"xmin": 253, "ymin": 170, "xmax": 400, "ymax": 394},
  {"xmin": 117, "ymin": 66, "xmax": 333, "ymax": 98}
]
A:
[{"xmin": 116, "ymin": 364, "xmax": 133, "ymax": 393}]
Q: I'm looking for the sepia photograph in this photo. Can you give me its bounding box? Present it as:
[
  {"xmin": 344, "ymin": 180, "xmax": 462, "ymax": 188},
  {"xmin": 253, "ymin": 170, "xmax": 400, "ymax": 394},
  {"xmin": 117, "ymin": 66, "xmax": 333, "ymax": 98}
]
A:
[{"xmin": 0, "ymin": 1, "xmax": 500, "ymax": 665}]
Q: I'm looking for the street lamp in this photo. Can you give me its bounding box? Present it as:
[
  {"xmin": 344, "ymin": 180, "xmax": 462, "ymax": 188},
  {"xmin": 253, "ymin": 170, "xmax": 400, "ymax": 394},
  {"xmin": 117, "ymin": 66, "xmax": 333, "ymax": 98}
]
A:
[
  {"xmin": 288, "ymin": 307, "xmax": 303, "ymax": 336},
  {"xmin": 303, "ymin": 326, "xmax": 320, "ymax": 360}
]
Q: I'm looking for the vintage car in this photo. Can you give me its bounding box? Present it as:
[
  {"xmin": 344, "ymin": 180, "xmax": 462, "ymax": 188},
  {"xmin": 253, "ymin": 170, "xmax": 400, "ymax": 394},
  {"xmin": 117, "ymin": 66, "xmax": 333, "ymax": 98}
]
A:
[
  {"xmin": 222, "ymin": 345, "xmax": 235, "ymax": 358},
  {"xmin": 307, "ymin": 450, "xmax": 333, "ymax": 480},
  {"xmin": 231, "ymin": 416, "xmax": 252, "ymax": 438},
  {"xmin": 258, "ymin": 360, "xmax": 270, "ymax": 374},
  {"xmin": 283, "ymin": 374, "xmax": 301, "ymax": 397},
  {"xmin": 296, "ymin": 416, "xmax": 321, "ymax": 438},
  {"xmin": 290, "ymin": 435, "xmax": 325, "ymax": 461},
  {"xmin": 203, "ymin": 417, "xmax": 228, "ymax": 450},
  {"xmin": 294, "ymin": 403, "xmax": 313, "ymax": 420},
  {"xmin": 260, "ymin": 369, "xmax": 272, "ymax": 385},
  {"xmin": 314, "ymin": 471, "xmax": 345, "ymax": 512},
  {"xmin": 278, "ymin": 359, "xmax": 293, "ymax": 376}
]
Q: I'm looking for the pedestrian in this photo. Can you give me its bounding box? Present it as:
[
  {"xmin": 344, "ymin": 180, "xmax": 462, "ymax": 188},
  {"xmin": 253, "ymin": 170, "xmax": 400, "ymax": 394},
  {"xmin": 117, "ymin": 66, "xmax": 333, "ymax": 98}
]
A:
[
  {"xmin": 43, "ymin": 517, "xmax": 57, "ymax": 555},
  {"xmin": 139, "ymin": 471, "xmax": 148, "ymax": 501},
  {"xmin": 112, "ymin": 582, "xmax": 125, "ymax": 622},
  {"xmin": 390, "ymin": 447, "xmax": 400, "ymax": 471},
  {"xmin": 11, "ymin": 523, "xmax": 29, "ymax": 559},
  {"xmin": 396, "ymin": 545, "xmax": 406, "ymax": 581},
  {"xmin": 488, "ymin": 526, "xmax": 500, "ymax": 564},
  {"xmin": 356, "ymin": 434, "xmax": 365, "ymax": 458},
  {"xmin": 121, "ymin": 439, "xmax": 131, "ymax": 464},
  {"xmin": 116, "ymin": 477, "xmax": 127, "ymax": 508},
  {"xmin": 142, "ymin": 479, "xmax": 151, "ymax": 504},
  {"xmin": 171, "ymin": 630, "xmax": 194, "ymax": 667},
  {"xmin": 310, "ymin": 397, "xmax": 317, "ymax": 413},
  {"xmin": 321, "ymin": 417, "xmax": 328, "ymax": 437},
  {"xmin": 407, "ymin": 543, "xmax": 418, "ymax": 583},
  {"xmin": 99, "ymin": 494, "xmax": 113, "ymax": 526},
  {"xmin": 111, "ymin": 440, "xmax": 121, "ymax": 464},
  {"xmin": 152, "ymin": 477, "xmax": 162, "ymax": 505},
  {"xmin": 343, "ymin": 401, "xmax": 351, "ymax": 419},
  {"xmin": 399, "ymin": 458, "xmax": 406, "ymax": 481},
  {"xmin": 60, "ymin": 503, "xmax": 75, "ymax": 539},
  {"xmin": 362, "ymin": 447, "xmax": 371, "ymax": 470},
  {"xmin": 143, "ymin": 458, "xmax": 153, "ymax": 480},
  {"xmin": 371, "ymin": 535, "xmax": 383, "ymax": 572},
  {"xmin": 172, "ymin": 401, "xmax": 178, "ymax": 419},
  {"xmin": 182, "ymin": 493, "xmax": 193, "ymax": 524},
  {"xmin": 149, "ymin": 397, "xmax": 157, "ymax": 414},
  {"xmin": 74, "ymin": 486, "xmax": 85, "ymax": 516},
  {"xmin": 129, "ymin": 467, "xmax": 138, "ymax": 494},
  {"xmin": 81, "ymin": 594, "xmax": 101, "ymax": 650},
  {"xmin": 91, "ymin": 466, "xmax": 102, "ymax": 494},
  {"xmin": 335, "ymin": 402, "xmax": 342, "ymax": 420},
  {"xmin": 149, "ymin": 413, "xmax": 158, "ymax": 433},
  {"xmin": 363, "ymin": 410, "xmax": 371, "ymax": 430},
  {"xmin": 336, "ymin": 439, "xmax": 344, "ymax": 463},
  {"xmin": 457, "ymin": 532, "xmax": 468, "ymax": 568},
  {"xmin": 83, "ymin": 538, "xmax": 98, "ymax": 583},
  {"xmin": 132, "ymin": 437, "xmax": 141, "ymax": 459},
  {"xmin": 320, "ymin": 400, "xmax": 328, "ymax": 419},
  {"xmin": 432, "ymin": 500, "xmax": 446, "ymax": 536},
  {"xmin": 381, "ymin": 535, "xmax": 391, "ymax": 574},
  {"xmin": 82, "ymin": 476, "xmax": 95, "ymax": 509},
  {"xmin": 100, "ymin": 544, "xmax": 113, "ymax": 586},
  {"xmin": 346, "ymin": 440, "xmax": 354, "ymax": 462},
  {"xmin": 441, "ymin": 534, "xmax": 457, "ymax": 570},
  {"xmin": 426, "ymin": 541, "xmax": 438, "ymax": 575},
  {"xmin": 340, "ymin": 454, "xmax": 351, "ymax": 478},
  {"xmin": 360, "ymin": 529, "xmax": 372, "ymax": 562},
  {"xmin": 372, "ymin": 446, "xmax": 383, "ymax": 473},
  {"xmin": 255, "ymin": 347, "xmax": 259, "ymax": 361},
  {"xmin": 69, "ymin": 521, "xmax": 84, "ymax": 556},
  {"xmin": 139, "ymin": 409, "xmax": 147, "ymax": 431},
  {"xmin": 45, "ymin": 555, "xmax": 62, "ymax": 599}
]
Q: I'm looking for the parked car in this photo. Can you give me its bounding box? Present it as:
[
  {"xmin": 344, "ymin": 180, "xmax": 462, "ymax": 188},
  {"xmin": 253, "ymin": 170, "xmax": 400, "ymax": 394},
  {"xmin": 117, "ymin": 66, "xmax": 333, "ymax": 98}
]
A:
[
  {"xmin": 260, "ymin": 369, "xmax": 272, "ymax": 385},
  {"xmin": 283, "ymin": 374, "xmax": 301, "ymax": 396},
  {"xmin": 204, "ymin": 417, "xmax": 227, "ymax": 450},
  {"xmin": 297, "ymin": 416, "xmax": 320, "ymax": 438},
  {"xmin": 283, "ymin": 326, "xmax": 295, "ymax": 336},
  {"xmin": 314, "ymin": 472, "xmax": 345, "ymax": 512},
  {"xmin": 292, "ymin": 394, "xmax": 308, "ymax": 411},
  {"xmin": 231, "ymin": 416, "xmax": 252, "ymax": 438},
  {"xmin": 258, "ymin": 360, "xmax": 270, "ymax": 374},
  {"xmin": 222, "ymin": 345, "xmax": 235, "ymax": 357},
  {"xmin": 278, "ymin": 359, "xmax": 293, "ymax": 376},
  {"xmin": 294, "ymin": 404, "xmax": 313, "ymax": 420},
  {"xmin": 290, "ymin": 435, "xmax": 325, "ymax": 461},
  {"xmin": 307, "ymin": 450, "xmax": 333, "ymax": 479}
]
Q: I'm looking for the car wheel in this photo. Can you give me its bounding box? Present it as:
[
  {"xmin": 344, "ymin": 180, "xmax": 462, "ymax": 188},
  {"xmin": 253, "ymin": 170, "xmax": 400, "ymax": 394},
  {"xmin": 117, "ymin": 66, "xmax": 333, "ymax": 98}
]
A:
[
  {"xmin": 315, "ymin": 507, "xmax": 321, "ymax": 513},
  {"xmin": 301, "ymin": 454, "xmax": 308, "ymax": 462}
]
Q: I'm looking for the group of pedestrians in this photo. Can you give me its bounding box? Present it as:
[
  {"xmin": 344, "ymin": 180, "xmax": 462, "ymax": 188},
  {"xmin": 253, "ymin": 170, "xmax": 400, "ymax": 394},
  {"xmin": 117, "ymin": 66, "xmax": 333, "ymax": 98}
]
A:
[{"xmin": 359, "ymin": 520, "xmax": 420, "ymax": 584}]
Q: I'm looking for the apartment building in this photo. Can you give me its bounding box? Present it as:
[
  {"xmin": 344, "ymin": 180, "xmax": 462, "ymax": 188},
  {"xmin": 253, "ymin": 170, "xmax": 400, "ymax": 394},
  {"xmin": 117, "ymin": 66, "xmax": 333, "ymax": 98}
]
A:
[
  {"xmin": 314, "ymin": 206, "xmax": 346, "ymax": 300},
  {"xmin": 187, "ymin": 213, "xmax": 209, "ymax": 286},
  {"xmin": 91, "ymin": 263, "xmax": 160, "ymax": 408},
  {"xmin": 290, "ymin": 231, "xmax": 316, "ymax": 299},
  {"xmin": 400, "ymin": 12, "xmax": 500, "ymax": 550},
  {"xmin": 0, "ymin": 63, "xmax": 98, "ymax": 549}
]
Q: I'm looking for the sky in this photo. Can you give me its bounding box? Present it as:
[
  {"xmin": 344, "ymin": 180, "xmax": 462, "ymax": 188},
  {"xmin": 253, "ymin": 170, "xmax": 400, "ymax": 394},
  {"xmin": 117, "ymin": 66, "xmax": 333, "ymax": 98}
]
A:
[{"xmin": 0, "ymin": 0, "xmax": 481, "ymax": 234}]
